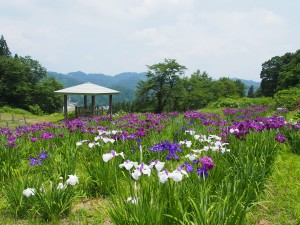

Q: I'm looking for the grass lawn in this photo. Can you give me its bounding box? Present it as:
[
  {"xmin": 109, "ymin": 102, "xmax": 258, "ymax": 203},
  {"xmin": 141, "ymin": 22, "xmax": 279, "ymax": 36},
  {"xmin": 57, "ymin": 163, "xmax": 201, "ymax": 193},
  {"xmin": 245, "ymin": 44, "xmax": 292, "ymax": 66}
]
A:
[
  {"xmin": 248, "ymin": 146, "xmax": 300, "ymax": 225},
  {"xmin": 0, "ymin": 112, "xmax": 64, "ymax": 128}
]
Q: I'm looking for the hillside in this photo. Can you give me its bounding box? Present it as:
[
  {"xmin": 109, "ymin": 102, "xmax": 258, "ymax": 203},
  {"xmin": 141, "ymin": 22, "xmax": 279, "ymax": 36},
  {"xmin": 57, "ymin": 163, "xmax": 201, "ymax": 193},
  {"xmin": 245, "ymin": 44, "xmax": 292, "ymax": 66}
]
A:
[
  {"xmin": 230, "ymin": 77, "xmax": 260, "ymax": 91},
  {"xmin": 48, "ymin": 71, "xmax": 147, "ymax": 90},
  {"xmin": 47, "ymin": 71, "xmax": 147, "ymax": 104}
]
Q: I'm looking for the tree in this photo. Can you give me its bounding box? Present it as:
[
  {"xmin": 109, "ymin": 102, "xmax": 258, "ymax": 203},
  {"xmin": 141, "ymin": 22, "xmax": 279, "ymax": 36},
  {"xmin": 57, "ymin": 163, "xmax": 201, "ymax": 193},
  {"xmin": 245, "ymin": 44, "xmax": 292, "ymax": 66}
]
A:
[
  {"xmin": 184, "ymin": 70, "xmax": 214, "ymax": 110},
  {"xmin": 0, "ymin": 56, "xmax": 33, "ymax": 107},
  {"xmin": 247, "ymin": 85, "xmax": 255, "ymax": 98},
  {"xmin": 34, "ymin": 77, "xmax": 63, "ymax": 113},
  {"xmin": 254, "ymin": 87, "xmax": 263, "ymax": 97},
  {"xmin": 0, "ymin": 35, "xmax": 12, "ymax": 57},
  {"xmin": 18, "ymin": 56, "xmax": 47, "ymax": 85},
  {"xmin": 211, "ymin": 77, "xmax": 239, "ymax": 100},
  {"xmin": 260, "ymin": 51, "xmax": 297, "ymax": 96},
  {"xmin": 234, "ymin": 79, "xmax": 247, "ymax": 97},
  {"xmin": 277, "ymin": 50, "xmax": 300, "ymax": 91},
  {"xmin": 0, "ymin": 36, "xmax": 63, "ymax": 113},
  {"xmin": 135, "ymin": 59, "xmax": 187, "ymax": 113}
]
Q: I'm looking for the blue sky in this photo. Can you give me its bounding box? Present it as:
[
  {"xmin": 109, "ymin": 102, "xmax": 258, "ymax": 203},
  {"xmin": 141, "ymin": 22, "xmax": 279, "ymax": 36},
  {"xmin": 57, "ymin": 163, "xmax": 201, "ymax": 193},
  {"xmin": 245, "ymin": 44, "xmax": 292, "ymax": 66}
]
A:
[{"xmin": 1, "ymin": 0, "xmax": 299, "ymax": 81}]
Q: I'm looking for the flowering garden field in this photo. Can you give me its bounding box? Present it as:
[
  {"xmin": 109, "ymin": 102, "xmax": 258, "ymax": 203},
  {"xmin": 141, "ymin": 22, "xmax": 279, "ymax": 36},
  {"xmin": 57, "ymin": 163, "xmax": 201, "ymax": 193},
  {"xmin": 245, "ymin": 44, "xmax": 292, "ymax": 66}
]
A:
[{"xmin": 0, "ymin": 105, "xmax": 299, "ymax": 224}]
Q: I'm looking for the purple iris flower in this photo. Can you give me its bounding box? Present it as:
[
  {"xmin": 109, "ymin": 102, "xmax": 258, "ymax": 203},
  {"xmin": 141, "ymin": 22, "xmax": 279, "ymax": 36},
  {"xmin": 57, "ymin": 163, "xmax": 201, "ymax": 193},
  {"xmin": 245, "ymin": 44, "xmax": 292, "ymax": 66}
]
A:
[
  {"xmin": 194, "ymin": 156, "xmax": 215, "ymax": 178},
  {"xmin": 275, "ymin": 132, "xmax": 286, "ymax": 143},
  {"xmin": 178, "ymin": 162, "xmax": 194, "ymax": 173},
  {"xmin": 149, "ymin": 140, "xmax": 182, "ymax": 160},
  {"xmin": 30, "ymin": 137, "xmax": 38, "ymax": 142},
  {"xmin": 29, "ymin": 156, "xmax": 42, "ymax": 166},
  {"xmin": 28, "ymin": 150, "xmax": 48, "ymax": 166},
  {"xmin": 197, "ymin": 167, "xmax": 209, "ymax": 178},
  {"xmin": 198, "ymin": 156, "xmax": 215, "ymax": 170},
  {"xmin": 38, "ymin": 150, "xmax": 48, "ymax": 160}
]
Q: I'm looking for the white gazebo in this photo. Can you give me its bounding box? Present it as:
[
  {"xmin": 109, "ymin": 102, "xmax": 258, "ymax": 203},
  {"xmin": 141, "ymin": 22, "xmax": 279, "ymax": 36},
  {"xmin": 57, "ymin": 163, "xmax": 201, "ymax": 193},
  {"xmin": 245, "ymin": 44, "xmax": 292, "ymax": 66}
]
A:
[{"xmin": 54, "ymin": 82, "xmax": 119, "ymax": 119}]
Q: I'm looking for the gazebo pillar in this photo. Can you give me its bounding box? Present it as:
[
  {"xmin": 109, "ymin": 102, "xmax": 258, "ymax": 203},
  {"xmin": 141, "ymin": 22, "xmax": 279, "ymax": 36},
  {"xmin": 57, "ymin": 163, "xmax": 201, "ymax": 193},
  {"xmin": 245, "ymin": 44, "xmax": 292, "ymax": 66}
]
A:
[
  {"xmin": 91, "ymin": 95, "xmax": 95, "ymax": 117},
  {"xmin": 64, "ymin": 95, "xmax": 68, "ymax": 119},
  {"xmin": 84, "ymin": 95, "xmax": 87, "ymax": 109},
  {"xmin": 109, "ymin": 94, "xmax": 112, "ymax": 119}
]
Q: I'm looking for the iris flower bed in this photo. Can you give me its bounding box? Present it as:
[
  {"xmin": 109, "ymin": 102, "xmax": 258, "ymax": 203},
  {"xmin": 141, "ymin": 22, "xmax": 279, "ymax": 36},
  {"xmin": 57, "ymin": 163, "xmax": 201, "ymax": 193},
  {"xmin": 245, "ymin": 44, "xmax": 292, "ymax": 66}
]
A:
[{"xmin": 0, "ymin": 106, "xmax": 299, "ymax": 223}]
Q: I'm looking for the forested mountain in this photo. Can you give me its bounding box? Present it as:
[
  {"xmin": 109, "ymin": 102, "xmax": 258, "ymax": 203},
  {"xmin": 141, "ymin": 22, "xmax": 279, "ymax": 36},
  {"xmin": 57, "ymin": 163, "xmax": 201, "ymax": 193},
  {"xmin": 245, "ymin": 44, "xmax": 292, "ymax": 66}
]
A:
[
  {"xmin": 230, "ymin": 78, "xmax": 260, "ymax": 91},
  {"xmin": 47, "ymin": 71, "xmax": 147, "ymax": 104},
  {"xmin": 48, "ymin": 71, "xmax": 147, "ymax": 90}
]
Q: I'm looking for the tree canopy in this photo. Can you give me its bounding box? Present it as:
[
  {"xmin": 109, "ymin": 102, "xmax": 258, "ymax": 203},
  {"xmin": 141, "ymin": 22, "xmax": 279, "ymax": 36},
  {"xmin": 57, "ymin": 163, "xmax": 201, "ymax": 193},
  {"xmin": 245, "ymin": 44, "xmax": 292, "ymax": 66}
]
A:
[
  {"xmin": 135, "ymin": 59, "xmax": 250, "ymax": 113},
  {"xmin": 136, "ymin": 59, "xmax": 187, "ymax": 113},
  {"xmin": 260, "ymin": 49, "xmax": 300, "ymax": 96},
  {"xmin": 0, "ymin": 35, "xmax": 11, "ymax": 57},
  {"xmin": 0, "ymin": 35, "xmax": 63, "ymax": 114}
]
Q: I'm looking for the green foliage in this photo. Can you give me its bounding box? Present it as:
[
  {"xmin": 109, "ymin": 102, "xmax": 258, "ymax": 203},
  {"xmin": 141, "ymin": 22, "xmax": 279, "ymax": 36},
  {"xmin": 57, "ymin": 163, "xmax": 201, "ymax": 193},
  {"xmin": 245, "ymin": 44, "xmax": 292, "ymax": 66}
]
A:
[
  {"xmin": 0, "ymin": 36, "xmax": 63, "ymax": 114},
  {"xmin": 211, "ymin": 77, "xmax": 240, "ymax": 99},
  {"xmin": 28, "ymin": 104, "xmax": 44, "ymax": 116},
  {"xmin": 183, "ymin": 70, "xmax": 214, "ymax": 110},
  {"xmin": 112, "ymin": 101, "xmax": 135, "ymax": 114},
  {"xmin": 277, "ymin": 50, "xmax": 300, "ymax": 92},
  {"xmin": 284, "ymin": 129, "xmax": 300, "ymax": 155},
  {"xmin": 34, "ymin": 77, "xmax": 64, "ymax": 114},
  {"xmin": 135, "ymin": 64, "xmax": 253, "ymax": 112},
  {"xmin": 209, "ymin": 97, "xmax": 240, "ymax": 108},
  {"xmin": 0, "ymin": 35, "xmax": 11, "ymax": 57},
  {"xmin": 85, "ymin": 157, "xmax": 123, "ymax": 197},
  {"xmin": 0, "ymin": 106, "xmax": 32, "ymax": 114},
  {"xmin": 274, "ymin": 87, "xmax": 300, "ymax": 110},
  {"xmin": 2, "ymin": 171, "xmax": 36, "ymax": 218},
  {"xmin": 248, "ymin": 150, "xmax": 300, "ymax": 225},
  {"xmin": 33, "ymin": 179, "xmax": 82, "ymax": 221},
  {"xmin": 247, "ymin": 85, "xmax": 255, "ymax": 98},
  {"xmin": 260, "ymin": 49, "xmax": 300, "ymax": 97},
  {"xmin": 234, "ymin": 79, "xmax": 247, "ymax": 97},
  {"xmin": 136, "ymin": 58, "xmax": 187, "ymax": 113},
  {"xmin": 208, "ymin": 97, "xmax": 275, "ymax": 109}
]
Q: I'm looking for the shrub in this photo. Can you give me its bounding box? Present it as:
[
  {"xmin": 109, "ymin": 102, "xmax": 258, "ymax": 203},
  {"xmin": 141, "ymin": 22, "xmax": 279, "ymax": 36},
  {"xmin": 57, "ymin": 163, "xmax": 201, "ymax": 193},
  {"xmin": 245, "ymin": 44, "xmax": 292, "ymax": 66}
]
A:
[
  {"xmin": 211, "ymin": 98, "xmax": 240, "ymax": 108},
  {"xmin": 274, "ymin": 88, "xmax": 300, "ymax": 110},
  {"xmin": 209, "ymin": 97, "xmax": 275, "ymax": 109},
  {"xmin": 28, "ymin": 105, "xmax": 44, "ymax": 116}
]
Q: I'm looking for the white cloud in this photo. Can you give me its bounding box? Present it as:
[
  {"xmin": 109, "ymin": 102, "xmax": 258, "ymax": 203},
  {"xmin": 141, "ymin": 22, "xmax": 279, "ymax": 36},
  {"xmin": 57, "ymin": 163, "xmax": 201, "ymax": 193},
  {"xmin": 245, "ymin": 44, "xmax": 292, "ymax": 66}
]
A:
[{"xmin": 0, "ymin": 0, "xmax": 299, "ymax": 80}]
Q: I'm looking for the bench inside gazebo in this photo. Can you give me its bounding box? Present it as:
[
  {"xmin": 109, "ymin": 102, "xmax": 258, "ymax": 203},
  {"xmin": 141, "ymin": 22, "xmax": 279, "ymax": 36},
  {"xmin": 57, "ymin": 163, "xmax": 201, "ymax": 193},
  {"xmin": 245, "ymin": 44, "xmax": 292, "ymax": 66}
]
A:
[{"xmin": 54, "ymin": 82, "xmax": 119, "ymax": 119}]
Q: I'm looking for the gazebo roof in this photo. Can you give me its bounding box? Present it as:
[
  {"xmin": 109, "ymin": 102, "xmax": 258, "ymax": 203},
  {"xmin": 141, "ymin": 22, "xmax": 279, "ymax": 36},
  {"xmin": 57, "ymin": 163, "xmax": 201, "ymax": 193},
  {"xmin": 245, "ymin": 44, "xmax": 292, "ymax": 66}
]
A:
[{"xmin": 54, "ymin": 82, "xmax": 119, "ymax": 95}]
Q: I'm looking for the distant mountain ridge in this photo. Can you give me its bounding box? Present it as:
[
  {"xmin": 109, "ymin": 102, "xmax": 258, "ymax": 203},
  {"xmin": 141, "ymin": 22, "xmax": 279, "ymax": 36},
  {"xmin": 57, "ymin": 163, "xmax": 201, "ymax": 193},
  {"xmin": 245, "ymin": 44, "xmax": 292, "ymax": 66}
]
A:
[
  {"xmin": 47, "ymin": 71, "xmax": 147, "ymax": 103},
  {"xmin": 230, "ymin": 77, "xmax": 260, "ymax": 90},
  {"xmin": 48, "ymin": 71, "xmax": 147, "ymax": 90}
]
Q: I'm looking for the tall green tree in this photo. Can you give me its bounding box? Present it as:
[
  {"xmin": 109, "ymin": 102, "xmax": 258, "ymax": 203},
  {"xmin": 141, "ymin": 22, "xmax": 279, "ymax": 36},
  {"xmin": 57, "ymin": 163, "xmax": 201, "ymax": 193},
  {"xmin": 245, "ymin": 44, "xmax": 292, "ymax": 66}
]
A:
[
  {"xmin": 247, "ymin": 85, "xmax": 255, "ymax": 98},
  {"xmin": 184, "ymin": 70, "xmax": 214, "ymax": 110},
  {"xmin": 234, "ymin": 79, "xmax": 247, "ymax": 97},
  {"xmin": 277, "ymin": 50, "xmax": 300, "ymax": 91},
  {"xmin": 18, "ymin": 56, "xmax": 47, "ymax": 85},
  {"xmin": 260, "ymin": 51, "xmax": 297, "ymax": 96},
  {"xmin": 211, "ymin": 77, "xmax": 239, "ymax": 99},
  {"xmin": 0, "ymin": 57, "xmax": 32, "ymax": 107},
  {"xmin": 0, "ymin": 35, "xmax": 11, "ymax": 57},
  {"xmin": 34, "ymin": 77, "xmax": 63, "ymax": 113},
  {"xmin": 135, "ymin": 59, "xmax": 187, "ymax": 113}
]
